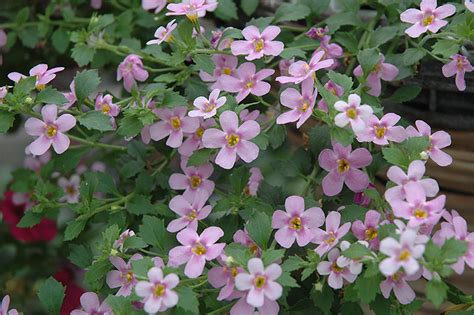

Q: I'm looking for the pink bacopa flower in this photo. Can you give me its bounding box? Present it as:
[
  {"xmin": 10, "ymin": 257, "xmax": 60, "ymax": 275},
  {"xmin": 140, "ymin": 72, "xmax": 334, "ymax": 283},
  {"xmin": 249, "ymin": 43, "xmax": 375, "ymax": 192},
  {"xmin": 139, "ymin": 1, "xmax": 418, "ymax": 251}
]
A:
[
  {"xmin": 317, "ymin": 80, "xmax": 343, "ymax": 112},
  {"xmin": 208, "ymin": 255, "xmax": 244, "ymax": 301},
  {"xmin": 168, "ymin": 226, "xmax": 225, "ymax": 278},
  {"xmin": 90, "ymin": 0, "xmax": 102, "ymax": 9},
  {"xmin": 8, "ymin": 64, "xmax": 64, "ymax": 90},
  {"xmin": 353, "ymin": 55, "xmax": 399, "ymax": 97},
  {"xmin": 317, "ymin": 248, "xmax": 357, "ymax": 289},
  {"xmin": 271, "ymin": 195, "xmax": 325, "ymax": 248},
  {"xmin": 245, "ymin": 167, "xmax": 263, "ymax": 196},
  {"xmin": 318, "ymin": 142, "xmax": 372, "ymax": 196},
  {"xmin": 379, "ymin": 229, "xmax": 425, "ymax": 276},
  {"xmin": 278, "ymin": 58, "xmax": 294, "ymax": 76},
  {"xmin": 168, "ymin": 159, "xmax": 215, "ymax": 197},
  {"xmin": 95, "ymin": 94, "xmax": 120, "ymax": 127},
  {"xmin": 71, "ymin": 292, "xmax": 112, "ymax": 315},
  {"xmin": 117, "ymin": 54, "xmax": 149, "ymax": 92},
  {"xmin": 1, "ymin": 295, "xmax": 18, "ymax": 315},
  {"xmin": 178, "ymin": 118, "xmax": 216, "ymax": 157},
  {"xmin": 233, "ymin": 229, "xmax": 261, "ymax": 256},
  {"xmin": 239, "ymin": 109, "xmax": 260, "ymax": 122},
  {"xmin": 24, "ymin": 151, "xmax": 51, "ymax": 173},
  {"xmin": 356, "ymin": 113, "xmax": 406, "ymax": 145},
  {"xmin": 231, "ymin": 25, "xmax": 284, "ymax": 61},
  {"xmin": 220, "ymin": 63, "xmax": 275, "ymax": 103},
  {"xmin": 202, "ymin": 110, "xmax": 260, "ymax": 169},
  {"xmin": 385, "ymin": 160, "xmax": 439, "ymax": 204},
  {"xmin": 62, "ymin": 80, "xmax": 77, "ymax": 110},
  {"xmin": 230, "ymin": 294, "xmax": 280, "ymax": 315},
  {"xmin": 147, "ymin": 19, "xmax": 177, "ymax": 45},
  {"xmin": 235, "ymin": 258, "xmax": 282, "ymax": 308},
  {"xmin": 380, "ymin": 271, "xmax": 422, "ymax": 305},
  {"xmin": 113, "ymin": 229, "xmax": 135, "ymax": 250},
  {"xmin": 189, "ymin": 89, "xmax": 227, "ymax": 119},
  {"xmin": 0, "ymin": 86, "xmax": 7, "ymax": 102},
  {"xmin": 0, "ymin": 30, "xmax": 7, "ymax": 48},
  {"xmin": 276, "ymin": 78, "xmax": 317, "ymax": 128},
  {"xmin": 25, "ymin": 104, "xmax": 76, "ymax": 156},
  {"xmin": 334, "ymin": 94, "xmax": 373, "ymax": 133},
  {"xmin": 58, "ymin": 174, "xmax": 81, "ymax": 204},
  {"xmin": 466, "ymin": 0, "xmax": 474, "ymax": 12},
  {"xmin": 353, "ymin": 183, "xmax": 375, "ymax": 207},
  {"xmin": 150, "ymin": 106, "xmax": 199, "ymax": 148},
  {"xmin": 442, "ymin": 54, "xmax": 473, "ymax": 91},
  {"xmin": 199, "ymin": 54, "xmax": 238, "ymax": 90},
  {"xmin": 352, "ymin": 210, "xmax": 384, "ymax": 250},
  {"xmin": 106, "ymin": 254, "xmax": 143, "ymax": 296},
  {"xmin": 135, "ymin": 267, "xmax": 179, "ymax": 314},
  {"xmin": 306, "ymin": 26, "xmax": 328, "ymax": 40},
  {"xmin": 276, "ymin": 51, "xmax": 334, "ymax": 84},
  {"xmin": 313, "ymin": 211, "xmax": 351, "ymax": 256},
  {"xmin": 400, "ymin": 0, "xmax": 456, "ymax": 38},
  {"xmin": 142, "ymin": 0, "xmax": 167, "ymax": 13},
  {"xmin": 406, "ymin": 120, "xmax": 452, "ymax": 166},
  {"xmin": 167, "ymin": 190, "xmax": 212, "ymax": 232},
  {"xmin": 166, "ymin": 0, "xmax": 213, "ymax": 21},
  {"xmin": 337, "ymin": 240, "xmax": 369, "ymax": 275}
]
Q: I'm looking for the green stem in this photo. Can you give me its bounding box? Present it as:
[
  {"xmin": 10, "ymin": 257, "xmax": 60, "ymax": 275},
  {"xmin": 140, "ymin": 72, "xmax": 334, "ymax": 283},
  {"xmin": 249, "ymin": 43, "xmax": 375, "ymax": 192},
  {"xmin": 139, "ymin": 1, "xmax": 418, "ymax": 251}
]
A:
[
  {"xmin": 301, "ymin": 165, "xmax": 318, "ymax": 196},
  {"xmin": 193, "ymin": 48, "xmax": 233, "ymax": 55},
  {"xmin": 207, "ymin": 302, "xmax": 235, "ymax": 315},
  {"xmin": 91, "ymin": 192, "xmax": 135, "ymax": 216},
  {"xmin": 68, "ymin": 135, "xmax": 127, "ymax": 151}
]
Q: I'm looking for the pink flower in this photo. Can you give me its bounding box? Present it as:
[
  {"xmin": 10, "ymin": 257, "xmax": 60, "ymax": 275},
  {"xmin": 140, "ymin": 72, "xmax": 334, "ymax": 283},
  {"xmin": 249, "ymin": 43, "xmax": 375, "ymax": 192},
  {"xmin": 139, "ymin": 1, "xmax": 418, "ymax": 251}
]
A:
[
  {"xmin": 210, "ymin": 28, "xmax": 233, "ymax": 50},
  {"xmin": 466, "ymin": 0, "xmax": 474, "ymax": 12},
  {"xmin": 334, "ymin": 94, "xmax": 373, "ymax": 133},
  {"xmin": 25, "ymin": 105, "xmax": 76, "ymax": 155},
  {"xmin": 379, "ymin": 229, "xmax": 425, "ymax": 276},
  {"xmin": 230, "ymin": 294, "xmax": 279, "ymax": 315},
  {"xmin": 271, "ymin": 195, "xmax": 325, "ymax": 248},
  {"xmin": 356, "ymin": 113, "xmax": 406, "ymax": 145},
  {"xmin": 276, "ymin": 51, "xmax": 334, "ymax": 84},
  {"xmin": 231, "ymin": 26, "xmax": 284, "ymax": 61},
  {"xmin": 352, "ymin": 210, "xmax": 383, "ymax": 250},
  {"xmin": 233, "ymin": 229, "xmax": 261, "ymax": 256},
  {"xmin": 245, "ymin": 167, "xmax": 263, "ymax": 196},
  {"xmin": 147, "ymin": 19, "xmax": 177, "ymax": 45},
  {"xmin": 199, "ymin": 55, "xmax": 238, "ymax": 90},
  {"xmin": 312, "ymin": 211, "xmax": 351, "ymax": 256},
  {"xmin": 317, "ymin": 80, "xmax": 343, "ymax": 112},
  {"xmin": 62, "ymin": 81, "xmax": 77, "ymax": 110},
  {"xmin": 220, "ymin": 63, "xmax": 275, "ymax": 103},
  {"xmin": 58, "ymin": 174, "xmax": 81, "ymax": 204},
  {"xmin": 189, "ymin": 89, "xmax": 227, "ymax": 119},
  {"xmin": 406, "ymin": 120, "xmax": 452, "ymax": 166},
  {"xmin": 0, "ymin": 86, "xmax": 7, "ymax": 102},
  {"xmin": 168, "ymin": 226, "xmax": 225, "ymax": 278},
  {"xmin": 8, "ymin": 64, "xmax": 64, "ymax": 90},
  {"xmin": 239, "ymin": 109, "xmax": 260, "ymax": 122},
  {"xmin": 117, "ymin": 54, "xmax": 149, "ymax": 92},
  {"xmin": 0, "ymin": 30, "xmax": 7, "ymax": 48},
  {"xmin": 113, "ymin": 229, "xmax": 135, "ymax": 250},
  {"xmin": 400, "ymin": 0, "xmax": 456, "ymax": 38},
  {"xmin": 442, "ymin": 54, "xmax": 473, "ymax": 91},
  {"xmin": 353, "ymin": 55, "xmax": 399, "ymax": 96},
  {"xmin": 168, "ymin": 159, "xmax": 215, "ymax": 197},
  {"xmin": 208, "ymin": 255, "xmax": 244, "ymax": 301},
  {"xmin": 95, "ymin": 94, "xmax": 120, "ymax": 127},
  {"xmin": 135, "ymin": 267, "xmax": 179, "ymax": 313},
  {"xmin": 337, "ymin": 241, "xmax": 368, "ymax": 275},
  {"xmin": 70, "ymin": 292, "xmax": 112, "ymax": 315},
  {"xmin": 276, "ymin": 78, "xmax": 317, "ymax": 128},
  {"xmin": 318, "ymin": 142, "xmax": 372, "ymax": 196},
  {"xmin": 178, "ymin": 118, "xmax": 216, "ymax": 157},
  {"xmin": 353, "ymin": 183, "xmax": 375, "ymax": 207},
  {"xmin": 142, "ymin": 0, "xmax": 167, "ymax": 13},
  {"xmin": 24, "ymin": 151, "xmax": 51, "ymax": 173},
  {"xmin": 1, "ymin": 295, "xmax": 18, "ymax": 315},
  {"xmin": 166, "ymin": 0, "xmax": 213, "ymax": 21},
  {"xmin": 90, "ymin": 0, "xmax": 102, "ymax": 9},
  {"xmin": 202, "ymin": 110, "xmax": 260, "ymax": 169},
  {"xmin": 167, "ymin": 190, "xmax": 212, "ymax": 232},
  {"xmin": 106, "ymin": 254, "xmax": 143, "ymax": 296},
  {"xmin": 317, "ymin": 248, "xmax": 357, "ymax": 289},
  {"xmin": 314, "ymin": 38, "xmax": 343, "ymax": 69},
  {"xmin": 235, "ymin": 258, "xmax": 282, "ymax": 308},
  {"xmin": 278, "ymin": 58, "xmax": 294, "ymax": 76},
  {"xmin": 385, "ymin": 160, "xmax": 439, "ymax": 204},
  {"xmin": 306, "ymin": 26, "xmax": 328, "ymax": 40},
  {"xmin": 150, "ymin": 106, "xmax": 199, "ymax": 148},
  {"xmin": 380, "ymin": 271, "xmax": 422, "ymax": 305}
]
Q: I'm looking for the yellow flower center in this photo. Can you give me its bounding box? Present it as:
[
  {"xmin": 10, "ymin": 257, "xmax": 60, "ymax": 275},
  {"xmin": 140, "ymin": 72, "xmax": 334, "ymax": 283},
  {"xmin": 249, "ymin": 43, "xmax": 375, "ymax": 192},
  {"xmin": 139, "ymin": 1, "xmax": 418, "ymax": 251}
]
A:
[
  {"xmin": 36, "ymin": 83, "xmax": 46, "ymax": 91},
  {"xmin": 422, "ymin": 15, "xmax": 434, "ymax": 26},
  {"xmin": 325, "ymin": 232, "xmax": 337, "ymax": 245},
  {"xmin": 170, "ymin": 116, "xmax": 181, "ymax": 129},
  {"xmin": 399, "ymin": 249, "xmax": 411, "ymax": 261},
  {"xmin": 373, "ymin": 63, "xmax": 382, "ymax": 73},
  {"xmin": 190, "ymin": 175, "xmax": 202, "ymax": 189},
  {"xmin": 186, "ymin": 13, "xmax": 198, "ymax": 22},
  {"xmin": 192, "ymin": 243, "xmax": 207, "ymax": 255},
  {"xmin": 254, "ymin": 38, "xmax": 265, "ymax": 52},
  {"xmin": 300, "ymin": 100, "xmax": 310, "ymax": 112},
  {"xmin": 365, "ymin": 228, "xmax": 378, "ymax": 241},
  {"xmin": 154, "ymin": 284, "xmax": 166, "ymax": 296},
  {"xmin": 289, "ymin": 216, "xmax": 302, "ymax": 230},
  {"xmin": 230, "ymin": 267, "xmax": 239, "ymax": 278},
  {"xmin": 414, "ymin": 208, "xmax": 428, "ymax": 219},
  {"xmin": 204, "ymin": 101, "xmax": 215, "ymax": 113},
  {"xmin": 45, "ymin": 124, "xmax": 57, "ymax": 138},
  {"xmin": 250, "ymin": 243, "xmax": 259, "ymax": 255},
  {"xmin": 187, "ymin": 209, "xmax": 198, "ymax": 221},
  {"xmin": 254, "ymin": 275, "xmax": 266, "ymax": 288},
  {"xmin": 329, "ymin": 87, "xmax": 338, "ymax": 96},
  {"xmin": 243, "ymin": 185, "xmax": 251, "ymax": 196},
  {"xmin": 346, "ymin": 108, "xmax": 357, "ymax": 119},
  {"xmin": 331, "ymin": 262, "xmax": 344, "ymax": 273},
  {"xmin": 66, "ymin": 185, "xmax": 76, "ymax": 195},
  {"xmin": 195, "ymin": 127, "xmax": 204, "ymax": 138},
  {"xmin": 165, "ymin": 34, "xmax": 175, "ymax": 43},
  {"xmin": 222, "ymin": 67, "xmax": 232, "ymax": 75},
  {"xmin": 226, "ymin": 133, "xmax": 239, "ymax": 147},
  {"xmin": 245, "ymin": 81, "xmax": 254, "ymax": 89},
  {"xmin": 374, "ymin": 126, "xmax": 386, "ymax": 138},
  {"xmin": 457, "ymin": 57, "xmax": 464, "ymax": 70},
  {"xmin": 337, "ymin": 159, "xmax": 350, "ymax": 173},
  {"xmin": 125, "ymin": 271, "xmax": 133, "ymax": 283},
  {"xmin": 101, "ymin": 103, "xmax": 111, "ymax": 114},
  {"xmin": 391, "ymin": 272, "xmax": 401, "ymax": 282}
]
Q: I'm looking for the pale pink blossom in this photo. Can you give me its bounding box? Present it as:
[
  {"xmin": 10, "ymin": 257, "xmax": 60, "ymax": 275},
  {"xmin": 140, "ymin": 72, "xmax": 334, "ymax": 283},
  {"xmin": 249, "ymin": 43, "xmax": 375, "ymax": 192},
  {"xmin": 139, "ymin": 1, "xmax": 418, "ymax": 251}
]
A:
[
  {"xmin": 62, "ymin": 81, "xmax": 77, "ymax": 110},
  {"xmin": 353, "ymin": 55, "xmax": 399, "ymax": 96},
  {"xmin": 147, "ymin": 20, "xmax": 177, "ymax": 45},
  {"xmin": 356, "ymin": 113, "xmax": 406, "ymax": 145},
  {"xmin": 189, "ymin": 89, "xmax": 226, "ymax": 119},
  {"xmin": 24, "ymin": 151, "xmax": 51, "ymax": 173},
  {"xmin": 168, "ymin": 159, "xmax": 215, "ymax": 197},
  {"xmin": 90, "ymin": 0, "xmax": 102, "ymax": 9},
  {"xmin": 334, "ymin": 94, "xmax": 373, "ymax": 133},
  {"xmin": 230, "ymin": 294, "xmax": 279, "ymax": 315},
  {"xmin": 8, "ymin": 64, "xmax": 64, "ymax": 90},
  {"xmin": 233, "ymin": 229, "xmax": 261, "ymax": 256},
  {"xmin": 352, "ymin": 210, "xmax": 384, "ymax": 250},
  {"xmin": 142, "ymin": 0, "xmax": 167, "ymax": 13},
  {"xmin": 0, "ymin": 86, "xmax": 7, "ymax": 103},
  {"xmin": 199, "ymin": 54, "xmax": 238, "ymax": 90},
  {"xmin": 135, "ymin": 267, "xmax": 179, "ymax": 313},
  {"xmin": 95, "ymin": 94, "xmax": 120, "ymax": 127},
  {"xmin": 106, "ymin": 254, "xmax": 143, "ymax": 296},
  {"xmin": 0, "ymin": 30, "xmax": 7, "ymax": 48},
  {"xmin": 208, "ymin": 255, "xmax": 244, "ymax": 301},
  {"xmin": 0, "ymin": 295, "xmax": 18, "ymax": 315},
  {"xmin": 400, "ymin": 0, "xmax": 456, "ymax": 38},
  {"xmin": 313, "ymin": 211, "xmax": 351, "ymax": 256},
  {"xmin": 231, "ymin": 25, "xmax": 284, "ymax": 61},
  {"xmin": 276, "ymin": 51, "xmax": 334, "ymax": 84},
  {"xmin": 239, "ymin": 109, "xmax": 260, "ymax": 122},
  {"xmin": 317, "ymin": 80, "xmax": 343, "ymax": 112},
  {"xmin": 380, "ymin": 271, "xmax": 422, "ymax": 304},
  {"xmin": 117, "ymin": 54, "xmax": 149, "ymax": 92},
  {"xmin": 113, "ymin": 229, "xmax": 135, "ymax": 250},
  {"xmin": 337, "ymin": 241, "xmax": 369, "ymax": 275},
  {"xmin": 276, "ymin": 78, "xmax": 317, "ymax": 128},
  {"xmin": 167, "ymin": 190, "xmax": 212, "ymax": 232},
  {"xmin": 245, "ymin": 167, "xmax": 263, "ymax": 196},
  {"xmin": 442, "ymin": 54, "xmax": 473, "ymax": 91},
  {"xmin": 272, "ymin": 195, "xmax": 325, "ymax": 248},
  {"xmin": 178, "ymin": 118, "xmax": 216, "ymax": 157},
  {"xmin": 70, "ymin": 292, "xmax": 112, "ymax": 315},
  {"xmin": 317, "ymin": 248, "xmax": 358, "ymax": 289},
  {"xmin": 353, "ymin": 183, "xmax": 376, "ymax": 207},
  {"xmin": 25, "ymin": 105, "xmax": 76, "ymax": 155},
  {"xmin": 58, "ymin": 174, "xmax": 81, "ymax": 204},
  {"xmin": 466, "ymin": 0, "xmax": 474, "ymax": 12},
  {"xmin": 278, "ymin": 58, "xmax": 294, "ymax": 76},
  {"xmin": 166, "ymin": 0, "xmax": 214, "ymax": 21},
  {"xmin": 150, "ymin": 106, "xmax": 199, "ymax": 148}
]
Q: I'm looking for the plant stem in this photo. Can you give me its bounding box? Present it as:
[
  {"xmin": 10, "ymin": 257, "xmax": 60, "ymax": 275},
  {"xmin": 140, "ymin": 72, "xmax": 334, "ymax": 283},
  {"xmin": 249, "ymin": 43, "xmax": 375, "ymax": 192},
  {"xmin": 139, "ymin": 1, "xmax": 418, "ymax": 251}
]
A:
[
  {"xmin": 207, "ymin": 302, "xmax": 235, "ymax": 315},
  {"xmin": 302, "ymin": 165, "xmax": 318, "ymax": 196},
  {"xmin": 68, "ymin": 135, "xmax": 127, "ymax": 151},
  {"xmin": 193, "ymin": 48, "xmax": 233, "ymax": 55}
]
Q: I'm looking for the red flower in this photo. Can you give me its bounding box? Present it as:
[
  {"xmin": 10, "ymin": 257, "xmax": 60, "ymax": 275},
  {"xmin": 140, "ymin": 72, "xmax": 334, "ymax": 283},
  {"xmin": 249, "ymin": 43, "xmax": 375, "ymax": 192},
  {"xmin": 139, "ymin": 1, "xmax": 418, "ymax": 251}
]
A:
[
  {"xmin": 0, "ymin": 191, "xmax": 57, "ymax": 242},
  {"xmin": 54, "ymin": 267, "xmax": 85, "ymax": 315}
]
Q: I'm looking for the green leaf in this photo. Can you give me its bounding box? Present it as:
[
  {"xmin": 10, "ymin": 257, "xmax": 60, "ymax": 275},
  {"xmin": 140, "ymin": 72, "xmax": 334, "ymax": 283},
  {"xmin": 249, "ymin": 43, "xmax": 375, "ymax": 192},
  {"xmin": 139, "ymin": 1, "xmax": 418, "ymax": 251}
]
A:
[
  {"xmin": 229, "ymin": 166, "xmax": 251, "ymax": 194},
  {"xmin": 127, "ymin": 194, "xmax": 155, "ymax": 215},
  {"xmin": 192, "ymin": 54, "xmax": 215, "ymax": 75},
  {"xmin": 14, "ymin": 76, "xmax": 37, "ymax": 96},
  {"xmin": 311, "ymin": 283, "xmax": 334, "ymax": 315},
  {"xmin": 274, "ymin": 3, "xmax": 310, "ymax": 23},
  {"xmin": 262, "ymin": 249, "xmax": 285, "ymax": 265},
  {"xmin": 278, "ymin": 272, "xmax": 299, "ymax": 288},
  {"xmin": 282, "ymin": 255, "xmax": 305, "ymax": 272},
  {"xmin": 117, "ymin": 115, "xmax": 144, "ymax": 138},
  {"xmin": 253, "ymin": 134, "xmax": 269, "ymax": 150},
  {"xmin": 74, "ymin": 69, "xmax": 101, "ymax": 103},
  {"xmin": 357, "ymin": 48, "xmax": 382, "ymax": 77},
  {"xmin": 215, "ymin": 0, "xmax": 238, "ymax": 21},
  {"xmin": 382, "ymin": 146, "xmax": 409, "ymax": 168},
  {"xmin": 68, "ymin": 244, "xmax": 93, "ymax": 268},
  {"xmin": 280, "ymin": 47, "xmax": 307, "ymax": 59},
  {"xmin": 342, "ymin": 243, "xmax": 372, "ymax": 259},
  {"xmin": 330, "ymin": 126, "xmax": 354, "ymax": 146},
  {"xmin": 72, "ymin": 44, "xmax": 96, "ymax": 67},
  {"xmin": 340, "ymin": 302, "xmax": 364, "ymax": 315},
  {"xmin": 64, "ymin": 218, "xmax": 87, "ymax": 241},
  {"xmin": 241, "ymin": 0, "xmax": 259, "ymax": 16},
  {"xmin": 326, "ymin": 12, "xmax": 361, "ymax": 32},
  {"xmin": 85, "ymin": 259, "xmax": 111, "ymax": 290},
  {"xmin": 369, "ymin": 26, "xmax": 398, "ymax": 47},
  {"xmin": 123, "ymin": 236, "xmax": 148, "ymax": 249},
  {"xmin": 268, "ymin": 124, "xmax": 286, "ymax": 149},
  {"xmin": 431, "ymin": 39, "xmax": 460, "ymax": 59},
  {"xmin": 0, "ymin": 110, "xmax": 15, "ymax": 133},
  {"xmin": 225, "ymin": 243, "xmax": 253, "ymax": 267},
  {"xmin": 19, "ymin": 26, "xmax": 39, "ymax": 48},
  {"xmin": 354, "ymin": 272, "xmax": 381, "ymax": 304},
  {"xmin": 105, "ymin": 295, "xmax": 135, "ymax": 313},
  {"xmin": 78, "ymin": 111, "xmax": 114, "ymax": 131},
  {"xmin": 36, "ymin": 87, "xmax": 68, "ymax": 105},
  {"xmin": 37, "ymin": 277, "xmax": 65, "ymax": 315},
  {"xmin": 402, "ymin": 48, "xmax": 426, "ymax": 66},
  {"xmin": 426, "ymin": 280, "xmax": 448, "ymax": 307},
  {"xmin": 162, "ymin": 91, "xmax": 187, "ymax": 107},
  {"xmin": 174, "ymin": 287, "xmax": 199, "ymax": 314},
  {"xmin": 187, "ymin": 148, "xmax": 214, "ymax": 166},
  {"xmin": 131, "ymin": 257, "xmax": 154, "ymax": 277},
  {"xmin": 384, "ymin": 85, "xmax": 421, "ymax": 103},
  {"xmin": 246, "ymin": 212, "xmax": 272, "ymax": 249},
  {"xmin": 327, "ymin": 71, "xmax": 353, "ymax": 93},
  {"xmin": 17, "ymin": 211, "xmax": 43, "ymax": 228},
  {"xmin": 51, "ymin": 28, "xmax": 69, "ymax": 53},
  {"xmin": 139, "ymin": 215, "xmax": 175, "ymax": 254},
  {"xmin": 440, "ymin": 238, "xmax": 467, "ymax": 262}
]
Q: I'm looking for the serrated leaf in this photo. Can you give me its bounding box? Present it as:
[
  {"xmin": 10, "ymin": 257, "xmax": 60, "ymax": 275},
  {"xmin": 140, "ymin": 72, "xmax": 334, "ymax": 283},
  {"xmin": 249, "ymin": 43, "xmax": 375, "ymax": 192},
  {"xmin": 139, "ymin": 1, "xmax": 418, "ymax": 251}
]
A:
[
  {"xmin": 64, "ymin": 218, "xmax": 87, "ymax": 241},
  {"xmin": 37, "ymin": 277, "xmax": 65, "ymax": 315},
  {"xmin": 174, "ymin": 287, "xmax": 199, "ymax": 314},
  {"xmin": 17, "ymin": 211, "xmax": 42, "ymax": 228},
  {"xmin": 187, "ymin": 148, "xmax": 213, "ymax": 166},
  {"xmin": 241, "ymin": 0, "xmax": 259, "ymax": 16},
  {"xmin": 72, "ymin": 44, "xmax": 96, "ymax": 67},
  {"xmin": 78, "ymin": 111, "xmax": 114, "ymax": 132},
  {"xmin": 274, "ymin": 3, "xmax": 310, "ymax": 23},
  {"xmin": 51, "ymin": 28, "xmax": 69, "ymax": 53},
  {"xmin": 357, "ymin": 48, "xmax": 382, "ymax": 77},
  {"xmin": 69, "ymin": 244, "xmax": 93, "ymax": 268},
  {"xmin": 426, "ymin": 280, "xmax": 448, "ymax": 307},
  {"xmin": 342, "ymin": 243, "xmax": 372, "ymax": 259},
  {"xmin": 327, "ymin": 71, "xmax": 353, "ymax": 93},
  {"xmin": 246, "ymin": 212, "xmax": 272, "ymax": 249},
  {"xmin": 384, "ymin": 85, "xmax": 421, "ymax": 103},
  {"xmin": 402, "ymin": 48, "xmax": 426, "ymax": 66},
  {"xmin": 127, "ymin": 194, "xmax": 155, "ymax": 215},
  {"xmin": 74, "ymin": 69, "xmax": 101, "ymax": 103},
  {"xmin": 432, "ymin": 40, "xmax": 460, "ymax": 59},
  {"xmin": 215, "ymin": 0, "xmax": 238, "ymax": 21},
  {"xmin": 36, "ymin": 86, "xmax": 68, "ymax": 105},
  {"xmin": 0, "ymin": 110, "xmax": 15, "ymax": 133}
]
